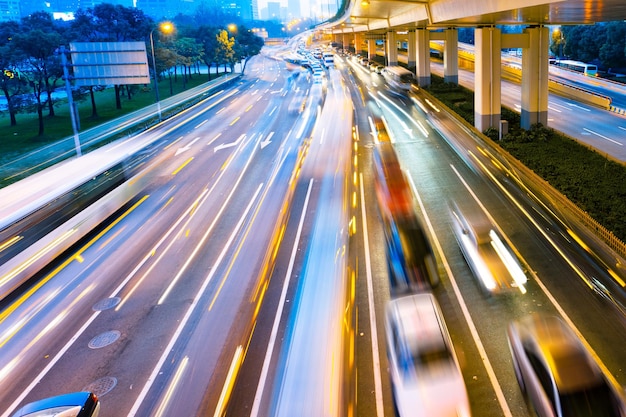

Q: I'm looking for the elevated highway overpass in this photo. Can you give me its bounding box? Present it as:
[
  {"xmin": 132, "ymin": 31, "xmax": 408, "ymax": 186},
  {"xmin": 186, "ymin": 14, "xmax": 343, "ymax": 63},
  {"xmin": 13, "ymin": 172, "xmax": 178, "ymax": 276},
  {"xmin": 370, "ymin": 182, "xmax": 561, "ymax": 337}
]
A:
[{"xmin": 319, "ymin": 0, "xmax": 626, "ymax": 132}]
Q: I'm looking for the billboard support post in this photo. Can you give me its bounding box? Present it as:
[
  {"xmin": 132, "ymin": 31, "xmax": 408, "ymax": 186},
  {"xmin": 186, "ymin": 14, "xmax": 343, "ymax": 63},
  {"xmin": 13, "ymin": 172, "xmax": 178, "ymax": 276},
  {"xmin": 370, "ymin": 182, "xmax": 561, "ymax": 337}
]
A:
[{"xmin": 60, "ymin": 45, "xmax": 82, "ymax": 157}]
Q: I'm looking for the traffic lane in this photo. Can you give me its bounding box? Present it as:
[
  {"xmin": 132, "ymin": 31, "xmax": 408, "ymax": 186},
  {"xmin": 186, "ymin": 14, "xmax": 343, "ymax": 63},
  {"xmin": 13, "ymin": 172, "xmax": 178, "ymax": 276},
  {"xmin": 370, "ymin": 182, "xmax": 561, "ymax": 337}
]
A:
[
  {"xmin": 413, "ymin": 85, "xmax": 626, "ymax": 385},
  {"xmin": 345, "ymin": 73, "xmax": 396, "ymax": 417},
  {"xmin": 368, "ymin": 81, "xmax": 624, "ymax": 416},
  {"xmin": 549, "ymin": 67, "xmax": 626, "ymax": 109},
  {"xmin": 221, "ymin": 157, "xmax": 315, "ymax": 417},
  {"xmin": 431, "ymin": 62, "xmax": 626, "ymax": 162},
  {"xmin": 0, "ymin": 65, "xmax": 302, "ymax": 412},
  {"xmin": 398, "ymin": 88, "xmax": 623, "ymax": 404},
  {"xmin": 224, "ymin": 69, "xmax": 356, "ymax": 417}
]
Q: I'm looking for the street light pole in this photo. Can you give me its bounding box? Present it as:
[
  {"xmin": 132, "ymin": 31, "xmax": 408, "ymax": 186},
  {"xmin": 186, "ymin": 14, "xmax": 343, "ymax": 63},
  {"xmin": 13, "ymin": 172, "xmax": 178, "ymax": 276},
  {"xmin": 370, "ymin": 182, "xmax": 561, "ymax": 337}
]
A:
[
  {"xmin": 149, "ymin": 28, "xmax": 162, "ymax": 121},
  {"xmin": 149, "ymin": 22, "xmax": 174, "ymax": 122}
]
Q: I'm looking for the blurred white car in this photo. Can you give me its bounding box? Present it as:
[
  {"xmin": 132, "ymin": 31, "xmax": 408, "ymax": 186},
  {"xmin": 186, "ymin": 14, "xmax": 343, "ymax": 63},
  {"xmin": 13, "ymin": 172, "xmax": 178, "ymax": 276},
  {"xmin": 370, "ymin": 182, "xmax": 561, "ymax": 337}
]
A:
[
  {"xmin": 449, "ymin": 202, "xmax": 527, "ymax": 294},
  {"xmin": 507, "ymin": 314, "xmax": 626, "ymax": 417},
  {"xmin": 385, "ymin": 293, "xmax": 471, "ymax": 417}
]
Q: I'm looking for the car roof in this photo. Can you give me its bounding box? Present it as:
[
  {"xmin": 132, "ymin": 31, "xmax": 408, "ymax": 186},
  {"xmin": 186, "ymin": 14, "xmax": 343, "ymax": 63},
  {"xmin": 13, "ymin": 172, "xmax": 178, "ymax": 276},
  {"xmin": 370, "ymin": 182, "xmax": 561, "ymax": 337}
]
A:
[
  {"xmin": 516, "ymin": 315, "xmax": 603, "ymax": 391},
  {"xmin": 390, "ymin": 294, "xmax": 447, "ymax": 355}
]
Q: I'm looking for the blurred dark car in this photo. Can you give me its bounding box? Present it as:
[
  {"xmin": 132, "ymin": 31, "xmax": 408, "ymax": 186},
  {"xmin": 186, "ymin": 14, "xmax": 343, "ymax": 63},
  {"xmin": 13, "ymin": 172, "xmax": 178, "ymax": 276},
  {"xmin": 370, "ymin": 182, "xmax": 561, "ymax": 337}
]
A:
[
  {"xmin": 507, "ymin": 315, "xmax": 626, "ymax": 417},
  {"xmin": 385, "ymin": 214, "xmax": 440, "ymax": 294},
  {"xmin": 11, "ymin": 391, "xmax": 100, "ymax": 417}
]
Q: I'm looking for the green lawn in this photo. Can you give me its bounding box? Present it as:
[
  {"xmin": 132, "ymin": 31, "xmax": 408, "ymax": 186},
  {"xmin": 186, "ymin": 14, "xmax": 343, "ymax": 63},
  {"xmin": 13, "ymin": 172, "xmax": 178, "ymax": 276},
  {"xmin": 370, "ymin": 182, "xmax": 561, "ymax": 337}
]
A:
[{"xmin": 0, "ymin": 73, "xmax": 217, "ymax": 158}]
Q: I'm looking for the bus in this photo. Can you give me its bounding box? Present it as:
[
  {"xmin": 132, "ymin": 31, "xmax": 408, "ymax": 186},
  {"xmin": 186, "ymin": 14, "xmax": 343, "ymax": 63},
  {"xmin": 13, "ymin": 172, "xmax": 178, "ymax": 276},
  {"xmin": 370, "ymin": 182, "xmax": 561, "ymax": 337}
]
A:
[
  {"xmin": 383, "ymin": 66, "xmax": 414, "ymax": 91},
  {"xmin": 549, "ymin": 59, "xmax": 598, "ymax": 76}
]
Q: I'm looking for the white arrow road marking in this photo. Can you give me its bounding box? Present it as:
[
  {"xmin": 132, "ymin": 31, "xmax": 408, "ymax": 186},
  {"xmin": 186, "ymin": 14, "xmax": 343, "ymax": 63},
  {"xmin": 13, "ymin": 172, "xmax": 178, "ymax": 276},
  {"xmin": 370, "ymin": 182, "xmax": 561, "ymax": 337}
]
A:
[
  {"xmin": 175, "ymin": 137, "xmax": 200, "ymax": 156},
  {"xmin": 214, "ymin": 133, "xmax": 248, "ymax": 152},
  {"xmin": 260, "ymin": 131, "xmax": 274, "ymax": 149}
]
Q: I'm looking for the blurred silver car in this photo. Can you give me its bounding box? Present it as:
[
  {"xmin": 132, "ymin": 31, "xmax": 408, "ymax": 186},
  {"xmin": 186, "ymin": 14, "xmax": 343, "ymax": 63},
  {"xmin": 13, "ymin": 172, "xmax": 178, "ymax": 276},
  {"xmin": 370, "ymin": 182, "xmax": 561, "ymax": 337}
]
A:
[
  {"xmin": 507, "ymin": 314, "xmax": 626, "ymax": 417},
  {"xmin": 11, "ymin": 391, "xmax": 100, "ymax": 417},
  {"xmin": 449, "ymin": 202, "xmax": 527, "ymax": 294},
  {"xmin": 385, "ymin": 293, "xmax": 471, "ymax": 417}
]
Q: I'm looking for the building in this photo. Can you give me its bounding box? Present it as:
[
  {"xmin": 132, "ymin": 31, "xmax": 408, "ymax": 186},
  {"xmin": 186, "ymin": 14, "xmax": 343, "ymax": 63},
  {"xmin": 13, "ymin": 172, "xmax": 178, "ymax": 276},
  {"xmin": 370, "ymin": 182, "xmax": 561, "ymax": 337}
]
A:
[{"xmin": 0, "ymin": 0, "xmax": 20, "ymax": 22}]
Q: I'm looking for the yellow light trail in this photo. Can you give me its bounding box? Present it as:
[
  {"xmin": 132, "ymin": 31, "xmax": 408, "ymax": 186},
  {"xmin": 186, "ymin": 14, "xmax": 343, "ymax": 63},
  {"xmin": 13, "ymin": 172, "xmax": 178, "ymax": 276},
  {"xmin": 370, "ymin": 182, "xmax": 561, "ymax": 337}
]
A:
[
  {"xmin": 171, "ymin": 157, "xmax": 193, "ymax": 176},
  {"xmin": 0, "ymin": 195, "xmax": 149, "ymax": 325}
]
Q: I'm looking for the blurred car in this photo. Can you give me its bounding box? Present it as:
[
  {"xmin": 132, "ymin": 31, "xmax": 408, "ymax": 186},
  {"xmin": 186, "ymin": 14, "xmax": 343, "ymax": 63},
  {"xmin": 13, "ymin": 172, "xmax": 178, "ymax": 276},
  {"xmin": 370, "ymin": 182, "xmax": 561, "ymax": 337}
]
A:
[
  {"xmin": 385, "ymin": 213, "xmax": 440, "ymax": 294},
  {"xmin": 385, "ymin": 293, "xmax": 471, "ymax": 417},
  {"xmin": 373, "ymin": 141, "xmax": 440, "ymax": 293},
  {"xmin": 449, "ymin": 202, "xmax": 527, "ymax": 294},
  {"xmin": 373, "ymin": 141, "xmax": 415, "ymax": 220},
  {"xmin": 11, "ymin": 391, "xmax": 100, "ymax": 417},
  {"xmin": 507, "ymin": 315, "xmax": 626, "ymax": 417}
]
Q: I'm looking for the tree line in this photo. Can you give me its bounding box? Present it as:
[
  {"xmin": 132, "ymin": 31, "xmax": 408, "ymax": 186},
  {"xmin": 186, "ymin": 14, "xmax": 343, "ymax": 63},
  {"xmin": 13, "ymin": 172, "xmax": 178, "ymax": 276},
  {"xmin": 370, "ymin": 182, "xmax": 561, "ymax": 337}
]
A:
[
  {"xmin": 553, "ymin": 22, "xmax": 626, "ymax": 72},
  {"xmin": 0, "ymin": 3, "xmax": 264, "ymax": 135}
]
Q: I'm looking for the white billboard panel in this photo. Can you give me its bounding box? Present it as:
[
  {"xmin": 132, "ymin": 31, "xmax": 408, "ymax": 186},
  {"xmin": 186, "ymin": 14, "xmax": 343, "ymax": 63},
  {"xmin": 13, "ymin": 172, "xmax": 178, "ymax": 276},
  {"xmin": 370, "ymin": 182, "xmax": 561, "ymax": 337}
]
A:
[{"xmin": 70, "ymin": 41, "xmax": 150, "ymax": 86}]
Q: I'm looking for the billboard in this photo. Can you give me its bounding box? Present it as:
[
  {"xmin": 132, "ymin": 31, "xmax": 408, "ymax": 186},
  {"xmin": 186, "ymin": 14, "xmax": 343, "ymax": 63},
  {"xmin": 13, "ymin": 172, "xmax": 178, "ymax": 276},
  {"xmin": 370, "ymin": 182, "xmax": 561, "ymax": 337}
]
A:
[{"xmin": 69, "ymin": 41, "xmax": 150, "ymax": 86}]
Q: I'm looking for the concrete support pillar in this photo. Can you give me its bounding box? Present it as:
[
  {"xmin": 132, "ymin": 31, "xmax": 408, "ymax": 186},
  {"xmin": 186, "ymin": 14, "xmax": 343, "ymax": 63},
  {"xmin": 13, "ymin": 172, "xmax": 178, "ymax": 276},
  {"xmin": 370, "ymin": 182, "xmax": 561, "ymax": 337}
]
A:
[
  {"xmin": 367, "ymin": 39, "xmax": 377, "ymax": 60},
  {"xmin": 415, "ymin": 29, "xmax": 431, "ymax": 87},
  {"xmin": 386, "ymin": 31, "xmax": 398, "ymax": 66},
  {"xmin": 521, "ymin": 26, "xmax": 549, "ymax": 129},
  {"xmin": 355, "ymin": 33, "xmax": 365, "ymax": 55},
  {"xmin": 407, "ymin": 30, "xmax": 416, "ymax": 69},
  {"xmin": 342, "ymin": 34, "xmax": 350, "ymax": 52},
  {"xmin": 474, "ymin": 27, "xmax": 502, "ymax": 132},
  {"xmin": 444, "ymin": 28, "xmax": 459, "ymax": 84}
]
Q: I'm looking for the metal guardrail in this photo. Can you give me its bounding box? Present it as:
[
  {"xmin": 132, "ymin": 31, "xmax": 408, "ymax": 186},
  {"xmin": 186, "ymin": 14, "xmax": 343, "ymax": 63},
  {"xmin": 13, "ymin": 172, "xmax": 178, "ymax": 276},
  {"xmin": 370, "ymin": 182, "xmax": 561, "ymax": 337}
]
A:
[{"xmin": 0, "ymin": 73, "xmax": 241, "ymax": 186}]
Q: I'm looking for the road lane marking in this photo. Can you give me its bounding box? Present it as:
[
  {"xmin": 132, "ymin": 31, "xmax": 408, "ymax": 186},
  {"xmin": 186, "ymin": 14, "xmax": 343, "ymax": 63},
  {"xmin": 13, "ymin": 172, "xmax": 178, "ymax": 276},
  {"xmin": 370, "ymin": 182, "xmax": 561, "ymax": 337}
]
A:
[
  {"xmin": 455, "ymin": 153, "xmax": 623, "ymax": 389},
  {"xmin": 406, "ymin": 171, "xmax": 514, "ymax": 417},
  {"xmin": 250, "ymin": 178, "xmax": 314, "ymax": 417},
  {"xmin": 359, "ymin": 172, "xmax": 385, "ymax": 417},
  {"xmin": 171, "ymin": 157, "xmax": 194, "ymax": 175},
  {"xmin": 583, "ymin": 127, "xmax": 622, "ymax": 145}
]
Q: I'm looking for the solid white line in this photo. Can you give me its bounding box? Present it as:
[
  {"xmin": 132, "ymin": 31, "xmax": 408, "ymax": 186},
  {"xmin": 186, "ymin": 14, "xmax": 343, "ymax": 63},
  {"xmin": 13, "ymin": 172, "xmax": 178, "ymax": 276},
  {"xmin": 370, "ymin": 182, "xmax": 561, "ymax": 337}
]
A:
[
  {"xmin": 405, "ymin": 172, "xmax": 514, "ymax": 417},
  {"xmin": 359, "ymin": 173, "xmax": 385, "ymax": 417},
  {"xmin": 583, "ymin": 127, "xmax": 622, "ymax": 145},
  {"xmin": 128, "ymin": 183, "xmax": 264, "ymax": 416},
  {"xmin": 249, "ymin": 178, "xmax": 314, "ymax": 417}
]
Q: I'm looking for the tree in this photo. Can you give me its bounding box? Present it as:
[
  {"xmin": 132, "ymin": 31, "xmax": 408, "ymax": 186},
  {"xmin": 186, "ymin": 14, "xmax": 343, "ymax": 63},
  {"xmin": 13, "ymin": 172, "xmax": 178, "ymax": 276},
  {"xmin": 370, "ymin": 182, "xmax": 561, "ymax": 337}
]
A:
[
  {"xmin": 215, "ymin": 30, "xmax": 235, "ymax": 74},
  {"xmin": 175, "ymin": 37, "xmax": 204, "ymax": 86},
  {"xmin": 599, "ymin": 22, "xmax": 626, "ymax": 70},
  {"xmin": 233, "ymin": 27, "xmax": 264, "ymax": 74},
  {"xmin": 0, "ymin": 22, "xmax": 27, "ymax": 126},
  {"xmin": 195, "ymin": 26, "xmax": 220, "ymax": 80},
  {"xmin": 14, "ymin": 29, "xmax": 63, "ymax": 135}
]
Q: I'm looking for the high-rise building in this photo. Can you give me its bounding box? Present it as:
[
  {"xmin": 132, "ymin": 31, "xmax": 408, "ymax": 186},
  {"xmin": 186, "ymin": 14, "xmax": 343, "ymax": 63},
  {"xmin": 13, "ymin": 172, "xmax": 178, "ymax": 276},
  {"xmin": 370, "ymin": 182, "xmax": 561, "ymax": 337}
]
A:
[
  {"xmin": 266, "ymin": 1, "xmax": 279, "ymax": 20},
  {"xmin": 17, "ymin": 0, "xmax": 49, "ymax": 18},
  {"xmin": 0, "ymin": 0, "xmax": 20, "ymax": 22},
  {"xmin": 287, "ymin": 0, "xmax": 299, "ymax": 19}
]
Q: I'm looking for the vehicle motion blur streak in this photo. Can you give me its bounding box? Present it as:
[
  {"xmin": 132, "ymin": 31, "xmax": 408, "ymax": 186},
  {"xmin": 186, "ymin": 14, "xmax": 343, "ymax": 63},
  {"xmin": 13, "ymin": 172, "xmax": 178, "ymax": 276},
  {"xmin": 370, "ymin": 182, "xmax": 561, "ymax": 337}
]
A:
[
  {"xmin": 448, "ymin": 153, "xmax": 622, "ymax": 385},
  {"xmin": 403, "ymin": 171, "xmax": 514, "ymax": 417},
  {"xmin": 267, "ymin": 69, "xmax": 354, "ymax": 417},
  {"xmin": 0, "ymin": 87, "xmax": 240, "ymax": 304},
  {"xmin": 127, "ymin": 184, "xmax": 264, "ymax": 417}
]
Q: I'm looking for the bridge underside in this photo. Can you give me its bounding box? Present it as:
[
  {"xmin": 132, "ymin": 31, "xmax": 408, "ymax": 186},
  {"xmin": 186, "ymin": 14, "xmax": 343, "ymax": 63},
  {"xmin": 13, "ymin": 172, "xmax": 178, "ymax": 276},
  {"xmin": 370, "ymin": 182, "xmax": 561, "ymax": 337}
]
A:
[{"xmin": 332, "ymin": 0, "xmax": 626, "ymax": 34}]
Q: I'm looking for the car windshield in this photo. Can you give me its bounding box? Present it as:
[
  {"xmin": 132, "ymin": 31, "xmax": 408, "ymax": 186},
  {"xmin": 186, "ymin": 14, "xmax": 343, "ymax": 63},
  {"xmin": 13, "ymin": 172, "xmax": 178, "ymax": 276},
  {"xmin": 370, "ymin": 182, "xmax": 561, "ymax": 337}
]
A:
[{"xmin": 560, "ymin": 381, "xmax": 622, "ymax": 417}]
